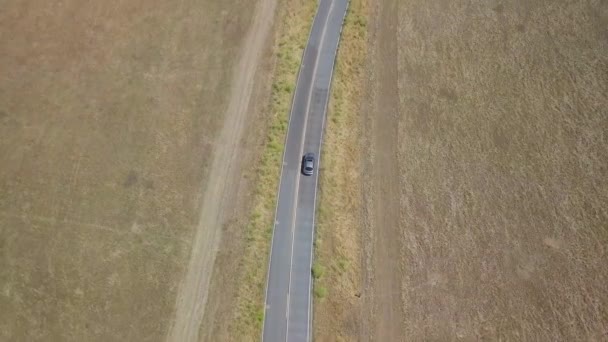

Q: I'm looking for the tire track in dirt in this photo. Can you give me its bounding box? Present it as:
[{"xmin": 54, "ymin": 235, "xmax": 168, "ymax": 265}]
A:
[
  {"xmin": 166, "ymin": 0, "xmax": 276, "ymax": 341},
  {"xmin": 361, "ymin": 0, "xmax": 406, "ymax": 340}
]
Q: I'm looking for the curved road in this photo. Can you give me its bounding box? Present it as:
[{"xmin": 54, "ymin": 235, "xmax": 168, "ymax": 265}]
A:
[{"xmin": 262, "ymin": 0, "xmax": 349, "ymax": 341}]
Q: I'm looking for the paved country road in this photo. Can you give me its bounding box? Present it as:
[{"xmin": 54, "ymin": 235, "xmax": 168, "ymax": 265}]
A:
[{"xmin": 262, "ymin": 0, "xmax": 350, "ymax": 341}]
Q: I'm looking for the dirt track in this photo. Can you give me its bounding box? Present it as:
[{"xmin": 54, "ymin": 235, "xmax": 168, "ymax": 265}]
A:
[
  {"xmin": 166, "ymin": 0, "xmax": 277, "ymax": 341},
  {"xmin": 361, "ymin": 0, "xmax": 406, "ymax": 340}
]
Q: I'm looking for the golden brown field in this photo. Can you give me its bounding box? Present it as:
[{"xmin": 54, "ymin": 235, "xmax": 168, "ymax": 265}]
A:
[
  {"xmin": 317, "ymin": 0, "xmax": 608, "ymax": 340},
  {"xmin": 0, "ymin": 0, "xmax": 267, "ymax": 340}
]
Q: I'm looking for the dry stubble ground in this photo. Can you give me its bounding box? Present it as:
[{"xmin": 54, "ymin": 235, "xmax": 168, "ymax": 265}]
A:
[
  {"xmin": 357, "ymin": 0, "xmax": 608, "ymax": 340},
  {"xmin": 0, "ymin": 0, "xmax": 257, "ymax": 340}
]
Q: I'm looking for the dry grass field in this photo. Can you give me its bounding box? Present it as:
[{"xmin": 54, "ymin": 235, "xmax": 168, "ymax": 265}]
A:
[
  {"xmin": 356, "ymin": 0, "xmax": 608, "ymax": 340},
  {"xmin": 0, "ymin": 0, "xmax": 265, "ymax": 340}
]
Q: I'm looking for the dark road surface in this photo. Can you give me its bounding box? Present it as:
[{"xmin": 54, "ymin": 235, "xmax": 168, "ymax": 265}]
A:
[{"xmin": 262, "ymin": 0, "xmax": 349, "ymax": 341}]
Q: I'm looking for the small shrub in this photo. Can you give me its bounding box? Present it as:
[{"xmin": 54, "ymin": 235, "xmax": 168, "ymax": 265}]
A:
[
  {"xmin": 254, "ymin": 306, "xmax": 264, "ymax": 323},
  {"xmin": 338, "ymin": 258, "xmax": 348, "ymax": 272},
  {"xmin": 314, "ymin": 286, "xmax": 327, "ymax": 298},
  {"xmin": 312, "ymin": 263, "xmax": 325, "ymax": 279}
]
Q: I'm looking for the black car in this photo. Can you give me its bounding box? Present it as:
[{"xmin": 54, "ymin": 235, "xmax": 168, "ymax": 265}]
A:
[{"xmin": 301, "ymin": 153, "xmax": 315, "ymax": 176}]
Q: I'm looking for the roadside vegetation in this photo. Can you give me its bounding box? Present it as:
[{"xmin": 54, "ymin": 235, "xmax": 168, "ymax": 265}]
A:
[
  {"xmin": 230, "ymin": 0, "xmax": 317, "ymax": 339},
  {"xmin": 313, "ymin": 0, "xmax": 369, "ymax": 339}
]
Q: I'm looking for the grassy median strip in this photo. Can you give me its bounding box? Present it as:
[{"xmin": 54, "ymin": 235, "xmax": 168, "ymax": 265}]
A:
[
  {"xmin": 314, "ymin": 0, "xmax": 369, "ymax": 339},
  {"xmin": 231, "ymin": 0, "xmax": 317, "ymax": 339}
]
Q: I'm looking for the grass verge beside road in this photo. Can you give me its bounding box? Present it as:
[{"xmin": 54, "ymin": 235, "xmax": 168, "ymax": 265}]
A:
[
  {"xmin": 313, "ymin": 0, "xmax": 369, "ymax": 339},
  {"xmin": 230, "ymin": 0, "xmax": 317, "ymax": 339}
]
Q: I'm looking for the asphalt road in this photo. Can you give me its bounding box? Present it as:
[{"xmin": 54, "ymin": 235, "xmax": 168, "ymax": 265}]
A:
[{"xmin": 262, "ymin": 0, "xmax": 349, "ymax": 341}]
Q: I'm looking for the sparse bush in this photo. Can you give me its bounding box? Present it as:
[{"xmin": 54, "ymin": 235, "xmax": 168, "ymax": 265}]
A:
[
  {"xmin": 312, "ymin": 263, "xmax": 325, "ymax": 279},
  {"xmin": 314, "ymin": 286, "xmax": 327, "ymax": 299}
]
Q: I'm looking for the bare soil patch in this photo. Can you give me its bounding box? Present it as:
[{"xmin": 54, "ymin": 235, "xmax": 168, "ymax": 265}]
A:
[
  {"xmin": 0, "ymin": 0, "xmax": 260, "ymax": 340},
  {"xmin": 359, "ymin": 0, "xmax": 608, "ymax": 340}
]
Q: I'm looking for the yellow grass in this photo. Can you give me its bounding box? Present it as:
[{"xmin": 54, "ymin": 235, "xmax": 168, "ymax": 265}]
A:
[{"xmin": 313, "ymin": 0, "xmax": 369, "ymax": 340}]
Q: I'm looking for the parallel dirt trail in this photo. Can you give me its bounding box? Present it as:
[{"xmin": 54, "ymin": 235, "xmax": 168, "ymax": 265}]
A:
[
  {"xmin": 166, "ymin": 0, "xmax": 277, "ymax": 341},
  {"xmin": 362, "ymin": 0, "xmax": 406, "ymax": 340}
]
